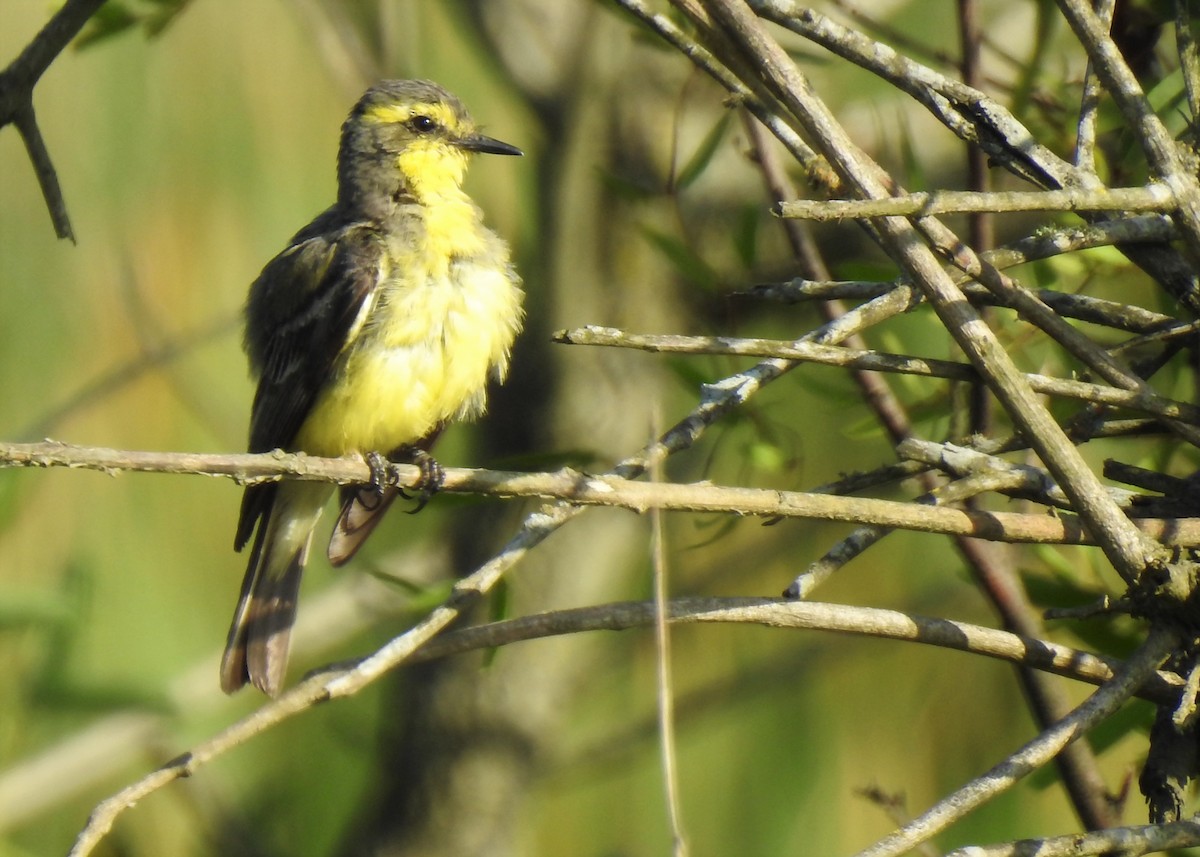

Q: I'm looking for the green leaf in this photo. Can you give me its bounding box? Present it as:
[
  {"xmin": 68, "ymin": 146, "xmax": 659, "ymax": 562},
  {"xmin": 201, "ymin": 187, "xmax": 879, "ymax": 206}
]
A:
[
  {"xmin": 76, "ymin": 0, "xmax": 196, "ymax": 48},
  {"xmin": 144, "ymin": 0, "xmax": 192, "ymax": 38},
  {"xmin": 1011, "ymin": 0, "xmax": 1059, "ymax": 115},
  {"xmin": 1020, "ymin": 561, "xmax": 1106, "ymax": 609},
  {"xmin": 595, "ymin": 166, "xmax": 659, "ymax": 202},
  {"xmin": 746, "ymin": 439, "xmax": 787, "ymax": 474},
  {"xmin": 896, "ymin": 111, "xmax": 926, "ymax": 192},
  {"xmin": 733, "ymin": 203, "xmax": 760, "ymax": 269},
  {"xmin": 75, "ymin": 4, "xmax": 139, "ymax": 50},
  {"xmin": 665, "ymin": 356, "xmax": 718, "ymax": 391},
  {"xmin": 674, "ymin": 111, "xmax": 732, "ymax": 192},
  {"xmin": 640, "ymin": 225, "xmax": 720, "ymax": 291}
]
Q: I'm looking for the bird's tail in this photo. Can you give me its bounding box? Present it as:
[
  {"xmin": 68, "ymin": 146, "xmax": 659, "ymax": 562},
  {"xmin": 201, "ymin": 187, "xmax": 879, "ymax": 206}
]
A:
[
  {"xmin": 327, "ymin": 484, "xmax": 401, "ymax": 567},
  {"xmin": 220, "ymin": 482, "xmax": 332, "ymax": 696},
  {"xmin": 327, "ymin": 434, "xmax": 444, "ymax": 566}
]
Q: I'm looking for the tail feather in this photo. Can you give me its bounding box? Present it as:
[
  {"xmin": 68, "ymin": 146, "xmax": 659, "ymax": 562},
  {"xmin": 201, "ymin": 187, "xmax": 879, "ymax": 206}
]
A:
[
  {"xmin": 221, "ymin": 482, "xmax": 331, "ymax": 696},
  {"xmin": 219, "ymin": 519, "xmax": 267, "ymax": 694},
  {"xmin": 328, "ymin": 435, "xmax": 444, "ymax": 566},
  {"xmin": 327, "ymin": 485, "xmax": 400, "ymax": 567},
  {"xmin": 242, "ymin": 550, "xmax": 305, "ymax": 695}
]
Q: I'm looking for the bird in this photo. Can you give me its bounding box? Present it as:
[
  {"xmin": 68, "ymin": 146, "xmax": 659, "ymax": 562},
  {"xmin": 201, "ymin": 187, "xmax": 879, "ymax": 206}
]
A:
[{"xmin": 220, "ymin": 79, "xmax": 524, "ymax": 696}]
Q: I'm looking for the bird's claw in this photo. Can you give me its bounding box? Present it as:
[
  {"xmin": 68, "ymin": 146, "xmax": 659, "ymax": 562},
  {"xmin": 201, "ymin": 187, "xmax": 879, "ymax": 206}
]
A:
[
  {"xmin": 345, "ymin": 451, "xmax": 395, "ymax": 513},
  {"xmin": 399, "ymin": 448, "xmax": 445, "ymax": 514},
  {"xmin": 365, "ymin": 450, "xmax": 391, "ymax": 497}
]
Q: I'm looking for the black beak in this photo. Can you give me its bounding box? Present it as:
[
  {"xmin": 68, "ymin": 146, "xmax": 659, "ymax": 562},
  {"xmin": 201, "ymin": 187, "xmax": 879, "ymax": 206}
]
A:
[{"xmin": 457, "ymin": 133, "xmax": 523, "ymax": 157}]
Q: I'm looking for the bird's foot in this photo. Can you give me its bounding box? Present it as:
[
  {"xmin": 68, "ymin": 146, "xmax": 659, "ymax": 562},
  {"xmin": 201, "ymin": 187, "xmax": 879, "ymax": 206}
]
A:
[
  {"xmin": 398, "ymin": 448, "xmax": 445, "ymax": 514},
  {"xmin": 364, "ymin": 450, "xmax": 391, "ymax": 500}
]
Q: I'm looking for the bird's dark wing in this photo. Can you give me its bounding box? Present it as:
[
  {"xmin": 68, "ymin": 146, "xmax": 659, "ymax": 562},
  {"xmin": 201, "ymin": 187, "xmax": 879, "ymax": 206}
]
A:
[{"xmin": 234, "ymin": 215, "xmax": 383, "ymax": 551}]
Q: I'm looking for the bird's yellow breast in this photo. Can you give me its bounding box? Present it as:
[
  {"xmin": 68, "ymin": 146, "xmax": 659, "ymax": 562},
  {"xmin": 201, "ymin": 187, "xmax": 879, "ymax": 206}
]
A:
[{"xmin": 293, "ymin": 206, "xmax": 522, "ymax": 458}]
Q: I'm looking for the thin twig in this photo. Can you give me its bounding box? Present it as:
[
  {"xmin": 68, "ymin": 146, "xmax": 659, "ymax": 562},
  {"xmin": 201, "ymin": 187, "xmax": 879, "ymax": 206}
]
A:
[
  {"xmin": 1075, "ymin": 0, "xmax": 1116, "ymax": 174},
  {"xmin": 899, "ymin": 438, "xmax": 1139, "ymax": 511},
  {"xmin": 555, "ymin": 326, "xmax": 1200, "ymax": 425},
  {"xmin": 943, "ymin": 818, "xmax": 1200, "ymax": 857},
  {"xmin": 0, "ymin": 0, "xmax": 108, "ymax": 240},
  {"xmin": 751, "ymin": 0, "xmax": 1080, "ymax": 190},
  {"xmin": 784, "ymin": 277, "xmax": 1178, "ymax": 336},
  {"xmin": 857, "ymin": 787, "xmax": 941, "ymax": 857},
  {"xmin": 786, "ymin": 465, "xmax": 1035, "ymax": 599},
  {"xmin": 612, "ymin": 0, "xmax": 837, "ymax": 191},
  {"xmin": 741, "ymin": 111, "xmax": 915, "ymax": 445},
  {"xmin": 416, "ymin": 598, "xmax": 1184, "ymax": 705},
  {"xmin": 748, "ymin": 216, "xmax": 1184, "ymax": 335},
  {"xmin": 1172, "ymin": 660, "xmax": 1200, "ymax": 730},
  {"xmin": 1176, "ymin": 0, "xmax": 1200, "ymax": 126},
  {"xmin": 650, "ymin": 440, "xmax": 688, "ymax": 857}
]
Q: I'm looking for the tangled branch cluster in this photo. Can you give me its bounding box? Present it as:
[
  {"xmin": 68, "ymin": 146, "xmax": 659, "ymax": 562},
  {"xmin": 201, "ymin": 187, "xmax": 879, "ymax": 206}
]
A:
[
  {"xmin": 4, "ymin": 2, "xmax": 1200, "ymax": 855},
  {"xmin": 605, "ymin": 1, "xmax": 1200, "ymax": 854}
]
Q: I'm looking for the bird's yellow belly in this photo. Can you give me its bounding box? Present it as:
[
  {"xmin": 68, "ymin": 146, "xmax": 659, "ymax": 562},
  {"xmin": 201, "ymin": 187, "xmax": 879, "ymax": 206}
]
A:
[{"xmin": 293, "ymin": 260, "xmax": 520, "ymax": 458}]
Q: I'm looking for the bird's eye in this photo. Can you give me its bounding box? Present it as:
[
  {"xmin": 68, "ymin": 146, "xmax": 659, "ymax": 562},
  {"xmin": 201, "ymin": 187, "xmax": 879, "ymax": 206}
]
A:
[{"xmin": 409, "ymin": 115, "xmax": 438, "ymax": 133}]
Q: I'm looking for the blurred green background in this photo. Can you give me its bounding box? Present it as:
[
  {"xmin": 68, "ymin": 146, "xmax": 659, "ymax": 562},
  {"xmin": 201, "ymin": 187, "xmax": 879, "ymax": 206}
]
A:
[{"xmin": 0, "ymin": 2, "xmax": 1182, "ymax": 855}]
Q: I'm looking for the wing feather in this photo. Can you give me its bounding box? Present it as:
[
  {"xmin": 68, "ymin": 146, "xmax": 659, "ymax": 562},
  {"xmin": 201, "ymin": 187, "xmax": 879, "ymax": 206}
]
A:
[{"xmin": 234, "ymin": 213, "xmax": 383, "ymax": 551}]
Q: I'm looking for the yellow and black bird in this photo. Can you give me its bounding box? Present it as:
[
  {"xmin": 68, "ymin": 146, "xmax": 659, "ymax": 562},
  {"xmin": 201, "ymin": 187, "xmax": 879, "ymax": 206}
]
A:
[{"xmin": 220, "ymin": 80, "xmax": 524, "ymax": 696}]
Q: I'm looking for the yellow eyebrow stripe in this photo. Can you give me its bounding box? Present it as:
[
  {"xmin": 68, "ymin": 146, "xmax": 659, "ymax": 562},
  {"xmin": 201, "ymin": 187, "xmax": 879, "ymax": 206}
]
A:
[{"xmin": 363, "ymin": 101, "xmax": 459, "ymax": 128}]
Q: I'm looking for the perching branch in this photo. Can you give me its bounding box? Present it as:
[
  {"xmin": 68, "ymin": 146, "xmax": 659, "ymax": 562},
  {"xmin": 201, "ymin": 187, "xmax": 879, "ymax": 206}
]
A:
[{"xmin": 6, "ymin": 439, "xmax": 1200, "ymax": 547}]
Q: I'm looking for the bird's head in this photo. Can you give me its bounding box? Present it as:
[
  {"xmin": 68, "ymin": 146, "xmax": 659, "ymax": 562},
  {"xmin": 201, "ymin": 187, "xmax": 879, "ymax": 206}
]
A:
[{"xmin": 337, "ymin": 79, "xmax": 520, "ymax": 212}]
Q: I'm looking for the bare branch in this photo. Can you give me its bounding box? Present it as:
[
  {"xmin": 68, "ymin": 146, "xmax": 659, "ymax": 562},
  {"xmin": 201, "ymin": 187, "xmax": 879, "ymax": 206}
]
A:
[
  {"xmin": 698, "ymin": 0, "xmax": 1165, "ymax": 582},
  {"xmin": 750, "ymin": 0, "xmax": 1200, "ymax": 313},
  {"xmin": 555, "ymin": 326, "xmax": 1200, "ymax": 425},
  {"xmin": 1176, "ymin": 0, "xmax": 1200, "ymax": 125},
  {"xmin": 756, "ymin": 276, "xmax": 1184, "ymax": 334},
  {"xmin": 650, "ymin": 462, "xmax": 688, "ymax": 856},
  {"xmin": 60, "ymin": 592, "xmax": 1186, "ymax": 857},
  {"xmin": 419, "ymin": 598, "xmax": 1184, "ymax": 705},
  {"xmin": 1074, "ymin": 0, "xmax": 1116, "ymax": 174},
  {"xmin": 944, "ymin": 818, "xmax": 1200, "ymax": 857},
  {"xmin": 6, "ymin": 439, "xmax": 1200, "ymax": 548},
  {"xmin": 1056, "ymin": 0, "xmax": 1200, "ymax": 261},
  {"xmin": 899, "ymin": 438, "xmax": 1138, "ymax": 511},
  {"xmin": 0, "ymin": 0, "xmax": 107, "ymax": 240},
  {"xmin": 786, "ymin": 461, "xmax": 1039, "ymax": 599},
  {"xmin": 777, "ymin": 185, "xmax": 1175, "ymax": 220}
]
